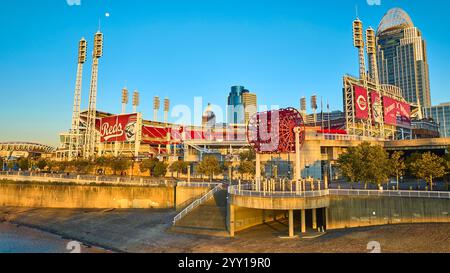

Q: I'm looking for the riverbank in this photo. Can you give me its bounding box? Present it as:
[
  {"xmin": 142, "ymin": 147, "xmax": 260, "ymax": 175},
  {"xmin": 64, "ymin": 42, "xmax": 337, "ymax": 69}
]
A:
[{"xmin": 0, "ymin": 207, "xmax": 449, "ymax": 253}]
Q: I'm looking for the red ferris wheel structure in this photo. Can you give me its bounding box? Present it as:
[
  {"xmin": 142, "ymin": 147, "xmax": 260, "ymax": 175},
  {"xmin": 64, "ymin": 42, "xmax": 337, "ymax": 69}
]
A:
[{"xmin": 247, "ymin": 108, "xmax": 306, "ymax": 154}]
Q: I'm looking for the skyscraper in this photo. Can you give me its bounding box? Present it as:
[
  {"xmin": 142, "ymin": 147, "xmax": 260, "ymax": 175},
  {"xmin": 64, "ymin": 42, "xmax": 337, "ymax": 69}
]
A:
[
  {"xmin": 227, "ymin": 86, "xmax": 257, "ymax": 125},
  {"xmin": 375, "ymin": 8, "xmax": 431, "ymax": 108}
]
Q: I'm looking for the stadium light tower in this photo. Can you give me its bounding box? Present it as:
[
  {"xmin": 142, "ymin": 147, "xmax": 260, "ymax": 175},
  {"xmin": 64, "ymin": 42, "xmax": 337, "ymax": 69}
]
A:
[
  {"xmin": 353, "ymin": 18, "xmax": 367, "ymax": 81},
  {"xmin": 68, "ymin": 38, "xmax": 87, "ymax": 161},
  {"xmin": 300, "ymin": 97, "xmax": 307, "ymax": 121},
  {"xmin": 84, "ymin": 31, "xmax": 103, "ymax": 159},
  {"xmin": 121, "ymin": 87, "xmax": 129, "ymax": 114},
  {"xmin": 311, "ymin": 95, "xmax": 318, "ymax": 126},
  {"xmin": 132, "ymin": 90, "xmax": 140, "ymax": 113},
  {"xmin": 153, "ymin": 96, "xmax": 160, "ymax": 122},
  {"xmin": 164, "ymin": 98, "xmax": 170, "ymax": 123},
  {"xmin": 366, "ymin": 27, "xmax": 379, "ymax": 84}
]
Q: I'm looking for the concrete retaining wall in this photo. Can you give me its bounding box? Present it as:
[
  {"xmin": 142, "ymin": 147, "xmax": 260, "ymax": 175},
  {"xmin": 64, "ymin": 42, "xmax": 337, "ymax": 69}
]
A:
[
  {"xmin": 0, "ymin": 182, "xmax": 210, "ymax": 210},
  {"xmin": 327, "ymin": 196, "xmax": 450, "ymax": 230}
]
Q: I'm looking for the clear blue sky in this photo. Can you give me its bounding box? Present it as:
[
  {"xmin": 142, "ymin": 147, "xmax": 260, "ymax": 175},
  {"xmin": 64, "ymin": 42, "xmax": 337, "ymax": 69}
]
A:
[{"xmin": 1, "ymin": 0, "xmax": 450, "ymax": 146}]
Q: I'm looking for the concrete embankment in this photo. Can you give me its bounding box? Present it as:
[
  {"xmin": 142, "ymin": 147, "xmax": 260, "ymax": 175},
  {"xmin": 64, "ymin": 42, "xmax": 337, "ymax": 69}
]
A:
[
  {"xmin": 327, "ymin": 195, "xmax": 450, "ymax": 229},
  {"xmin": 0, "ymin": 181, "xmax": 210, "ymax": 209}
]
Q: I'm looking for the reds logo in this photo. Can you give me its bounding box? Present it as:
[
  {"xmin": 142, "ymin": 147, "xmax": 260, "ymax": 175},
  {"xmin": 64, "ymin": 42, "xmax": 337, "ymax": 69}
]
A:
[
  {"xmin": 357, "ymin": 95, "xmax": 367, "ymax": 111},
  {"xmin": 101, "ymin": 122, "xmax": 124, "ymax": 141}
]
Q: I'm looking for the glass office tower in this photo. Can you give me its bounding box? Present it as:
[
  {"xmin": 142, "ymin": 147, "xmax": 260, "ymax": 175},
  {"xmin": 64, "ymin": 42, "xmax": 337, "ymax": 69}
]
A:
[{"xmin": 376, "ymin": 8, "xmax": 431, "ymax": 108}]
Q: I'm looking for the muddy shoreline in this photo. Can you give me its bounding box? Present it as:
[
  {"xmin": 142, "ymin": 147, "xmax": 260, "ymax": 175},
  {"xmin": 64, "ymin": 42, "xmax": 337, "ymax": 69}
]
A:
[{"xmin": 0, "ymin": 207, "xmax": 449, "ymax": 253}]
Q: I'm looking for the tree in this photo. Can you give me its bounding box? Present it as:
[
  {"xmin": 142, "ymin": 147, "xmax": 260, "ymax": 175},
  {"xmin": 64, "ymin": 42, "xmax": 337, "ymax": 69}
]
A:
[
  {"xmin": 196, "ymin": 156, "xmax": 222, "ymax": 182},
  {"xmin": 140, "ymin": 158, "xmax": 159, "ymax": 176},
  {"xmin": 409, "ymin": 152, "xmax": 447, "ymax": 191},
  {"xmin": 337, "ymin": 147, "xmax": 360, "ymax": 186},
  {"xmin": 36, "ymin": 159, "xmax": 48, "ymax": 171},
  {"xmin": 56, "ymin": 161, "xmax": 69, "ymax": 172},
  {"xmin": 0, "ymin": 157, "xmax": 4, "ymax": 171},
  {"xmin": 110, "ymin": 157, "xmax": 131, "ymax": 175},
  {"xmin": 239, "ymin": 150, "xmax": 256, "ymax": 161},
  {"xmin": 238, "ymin": 160, "xmax": 256, "ymax": 180},
  {"xmin": 337, "ymin": 142, "xmax": 390, "ymax": 189},
  {"xmin": 390, "ymin": 151, "xmax": 406, "ymax": 190},
  {"xmin": 153, "ymin": 161, "xmax": 168, "ymax": 178},
  {"xmin": 169, "ymin": 161, "xmax": 188, "ymax": 178},
  {"xmin": 7, "ymin": 161, "xmax": 15, "ymax": 170},
  {"xmin": 17, "ymin": 157, "xmax": 30, "ymax": 171},
  {"xmin": 94, "ymin": 156, "xmax": 111, "ymax": 174},
  {"xmin": 72, "ymin": 159, "xmax": 94, "ymax": 174}
]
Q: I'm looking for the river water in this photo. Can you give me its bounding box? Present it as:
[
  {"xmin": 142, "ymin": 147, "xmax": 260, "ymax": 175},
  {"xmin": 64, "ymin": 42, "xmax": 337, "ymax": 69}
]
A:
[{"xmin": 0, "ymin": 223, "xmax": 107, "ymax": 253}]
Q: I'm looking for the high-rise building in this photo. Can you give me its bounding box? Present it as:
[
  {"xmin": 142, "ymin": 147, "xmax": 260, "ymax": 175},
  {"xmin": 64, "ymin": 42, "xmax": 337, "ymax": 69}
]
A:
[
  {"xmin": 227, "ymin": 86, "xmax": 257, "ymax": 125},
  {"xmin": 242, "ymin": 91, "xmax": 257, "ymax": 125},
  {"xmin": 375, "ymin": 8, "xmax": 431, "ymax": 108},
  {"xmin": 423, "ymin": 103, "xmax": 450, "ymax": 138}
]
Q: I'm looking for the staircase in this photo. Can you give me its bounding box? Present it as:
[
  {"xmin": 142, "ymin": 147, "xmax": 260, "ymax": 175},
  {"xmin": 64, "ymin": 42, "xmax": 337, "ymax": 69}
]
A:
[{"xmin": 172, "ymin": 184, "xmax": 228, "ymax": 236}]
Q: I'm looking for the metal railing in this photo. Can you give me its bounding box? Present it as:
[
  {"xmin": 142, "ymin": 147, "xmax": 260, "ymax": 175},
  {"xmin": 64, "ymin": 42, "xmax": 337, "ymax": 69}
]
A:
[
  {"xmin": 173, "ymin": 183, "xmax": 223, "ymax": 225},
  {"xmin": 330, "ymin": 189, "xmax": 450, "ymax": 199},
  {"xmin": 177, "ymin": 181, "xmax": 222, "ymax": 188},
  {"xmin": 0, "ymin": 171, "xmax": 170, "ymax": 187},
  {"xmin": 228, "ymin": 184, "xmax": 450, "ymax": 200},
  {"xmin": 228, "ymin": 184, "xmax": 330, "ymax": 198}
]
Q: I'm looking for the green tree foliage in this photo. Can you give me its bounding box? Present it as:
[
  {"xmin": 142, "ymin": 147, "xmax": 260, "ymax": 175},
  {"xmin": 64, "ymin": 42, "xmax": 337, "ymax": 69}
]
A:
[
  {"xmin": 169, "ymin": 161, "xmax": 189, "ymax": 178},
  {"xmin": 239, "ymin": 150, "xmax": 256, "ymax": 161},
  {"xmin": 7, "ymin": 161, "xmax": 15, "ymax": 170},
  {"xmin": 390, "ymin": 151, "xmax": 406, "ymax": 189},
  {"xmin": 238, "ymin": 160, "xmax": 256, "ymax": 180},
  {"xmin": 36, "ymin": 159, "xmax": 48, "ymax": 170},
  {"xmin": 109, "ymin": 156, "xmax": 131, "ymax": 175},
  {"xmin": 0, "ymin": 157, "xmax": 4, "ymax": 170},
  {"xmin": 196, "ymin": 156, "xmax": 222, "ymax": 181},
  {"xmin": 409, "ymin": 152, "xmax": 447, "ymax": 191},
  {"xmin": 140, "ymin": 158, "xmax": 167, "ymax": 178},
  {"xmin": 72, "ymin": 159, "xmax": 94, "ymax": 174},
  {"xmin": 337, "ymin": 142, "xmax": 390, "ymax": 189},
  {"xmin": 153, "ymin": 161, "xmax": 168, "ymax": 178},
  {"xmin": 140, "ymin": 158, "xmax": 159, "ymax": 175},
  {"xmin": 17, "ymin": 157, "xmax": 30, "ymax": 171},
  {"xmin": 337, "ymin": 147, "xmax": 360, "ymax": 185},
  {"xmin": 56, "ymin": 161, "xmax": 69, "ymax": 172}
]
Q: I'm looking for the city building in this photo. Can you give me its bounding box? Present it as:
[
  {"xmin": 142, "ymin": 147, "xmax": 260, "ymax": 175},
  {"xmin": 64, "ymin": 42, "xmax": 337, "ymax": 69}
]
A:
[
  {"xmin": 227, "ymin": 86, "xmax": 257, "ymax": 125},
  {"xmin": 423, "ymin": 103, "xmax": 450, "ymax": 137},
  {"xmin": 376, "ymin": 8, "xmax": 431, "ymax": 108}
]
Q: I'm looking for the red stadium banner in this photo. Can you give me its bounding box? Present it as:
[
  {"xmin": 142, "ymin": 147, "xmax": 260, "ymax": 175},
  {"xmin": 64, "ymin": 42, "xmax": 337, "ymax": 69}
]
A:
[
  {"xmin": 100, "ymin": 114, "xmax": 138, "ymax": 143},
  {"xmin": 354, "ymin": 85, "xmax": 369, "ymax": 120},
  {"xmin": 370, "ymin": 91, "xmax": 383, "ymax": 124},
  {"xmin": 398, "ymin": 101, "xmax": 411, "ymax": 127},
  {"xmin": 383, "ymin": 96, "xmax": 398, "ymax": 126},
  {"xmin": 383, "ymin": 97, "xmax": 411, "ymax": 127}
]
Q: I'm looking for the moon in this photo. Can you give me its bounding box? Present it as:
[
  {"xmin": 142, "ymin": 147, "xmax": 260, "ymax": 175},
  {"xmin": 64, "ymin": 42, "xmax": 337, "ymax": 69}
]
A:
[{"xmin": 105, "ymin": 12, "xmax": 110, "ymax": 17}]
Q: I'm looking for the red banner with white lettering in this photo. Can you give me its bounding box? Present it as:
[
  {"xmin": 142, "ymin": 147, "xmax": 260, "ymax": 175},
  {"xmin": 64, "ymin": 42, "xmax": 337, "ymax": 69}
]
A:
[
  {"xmin": 383, "ymin": 97, "xmax": 411, "ymax": 127},
  {"xmin": 100, "ymin": 114, "xmax": 138, "ymax": 143},
  {"xmin": 354, "ymin": 85, "xmax": 369, "ymax": 120}
]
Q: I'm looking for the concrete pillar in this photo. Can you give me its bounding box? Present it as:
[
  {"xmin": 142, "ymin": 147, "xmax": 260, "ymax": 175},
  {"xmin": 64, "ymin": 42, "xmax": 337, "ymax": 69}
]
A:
[
  {"xmin": 325, "ymin": 208, "xmax": 329, "ymax": 231},
  {"xmin": 228, "ymin": 205, "xmax": 235, "ymax": 237},
  {"xmin": 294, "ymin": 128, "xmax": 301, "ymax": 182},
  {"xmin": 301, "ymin": 209, "xmax": 306, "ymax": 233},
  {"xmin": 289, "ymin": 210, "xmax": 294, "ymax": 238},
  {"xmin": 312, "ymin": 209, "xmax": 317, "ymax": 230},
  {"xmin": 187, "ymin": 167, "xmax": 191, "ymax": 183},
  {"xmin": 256, "ymin": 153, "xmax": 261, "ymax": 191},
  {"xmin": 324, "ymin": 174, "xmax": 329, "ymax": 189}
]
